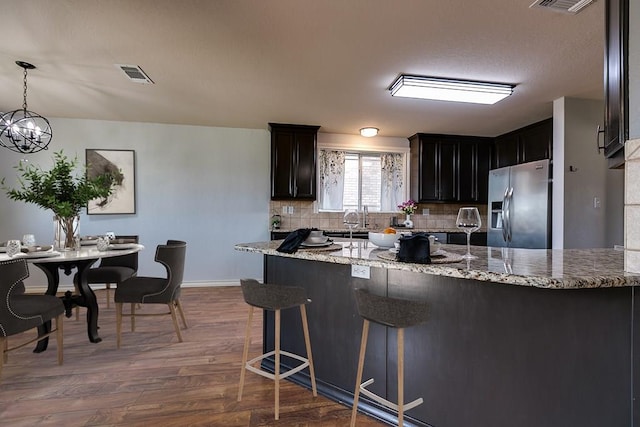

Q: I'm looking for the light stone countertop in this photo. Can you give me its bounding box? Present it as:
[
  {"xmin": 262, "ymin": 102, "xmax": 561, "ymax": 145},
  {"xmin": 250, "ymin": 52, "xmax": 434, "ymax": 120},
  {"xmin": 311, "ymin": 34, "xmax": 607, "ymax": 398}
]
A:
[
  {"xmin": 234, "ymin": 239, "xmax": 640, "ymax": 290},
  {"xmin": 271, "ymin": 228, "xmax": 474, "ymax": 234}
]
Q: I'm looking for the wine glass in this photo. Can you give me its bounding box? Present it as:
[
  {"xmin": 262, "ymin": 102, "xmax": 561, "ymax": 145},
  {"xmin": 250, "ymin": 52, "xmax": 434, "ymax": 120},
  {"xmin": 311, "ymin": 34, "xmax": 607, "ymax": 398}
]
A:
[
  {"xmin": 456, "ymin": 207, "xmax": 481, "ymax": 259},
  {"xmin": 343, "ymin": 209, "xmax": 360, "ymax": 248}
]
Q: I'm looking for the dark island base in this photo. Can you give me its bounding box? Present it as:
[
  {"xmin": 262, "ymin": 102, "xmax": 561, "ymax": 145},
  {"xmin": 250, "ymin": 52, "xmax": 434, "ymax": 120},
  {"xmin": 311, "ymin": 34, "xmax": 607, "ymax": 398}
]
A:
[{"xmin": 262, "ymin": 255, "xmax": 640, "ymax": 427}]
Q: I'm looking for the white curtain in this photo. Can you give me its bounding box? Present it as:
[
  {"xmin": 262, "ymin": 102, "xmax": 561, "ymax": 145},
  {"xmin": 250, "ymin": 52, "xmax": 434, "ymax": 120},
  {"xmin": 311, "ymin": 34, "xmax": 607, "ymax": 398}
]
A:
[
  {"xmin": 380, "ymin": 153, "xmax": 404, "ymax": 211},
  {"xmin": 318, "ymin": 150, "xmax": 345, "ymax": 210}
]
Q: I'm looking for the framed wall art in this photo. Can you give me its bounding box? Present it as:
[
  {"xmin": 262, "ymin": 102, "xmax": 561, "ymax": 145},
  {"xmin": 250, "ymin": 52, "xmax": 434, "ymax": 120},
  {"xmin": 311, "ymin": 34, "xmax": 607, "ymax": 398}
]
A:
[{"xmin": 86, "ymin": 149, "xmax": 136, "ymax": 215}]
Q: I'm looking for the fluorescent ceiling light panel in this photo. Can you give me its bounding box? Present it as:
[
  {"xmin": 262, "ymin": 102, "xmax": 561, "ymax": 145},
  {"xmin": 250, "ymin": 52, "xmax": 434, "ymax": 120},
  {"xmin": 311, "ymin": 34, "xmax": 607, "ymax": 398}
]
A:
[{"xmin": 389, "ymin": 75, "xmax": 514, "ymax": 105}]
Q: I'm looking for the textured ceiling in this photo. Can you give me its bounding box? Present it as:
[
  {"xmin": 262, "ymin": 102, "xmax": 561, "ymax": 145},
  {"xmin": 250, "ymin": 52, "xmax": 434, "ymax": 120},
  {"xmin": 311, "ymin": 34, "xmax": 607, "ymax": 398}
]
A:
[{"xmin": 0, "ymin": 0, "xmax": 604, "ymax": 138}]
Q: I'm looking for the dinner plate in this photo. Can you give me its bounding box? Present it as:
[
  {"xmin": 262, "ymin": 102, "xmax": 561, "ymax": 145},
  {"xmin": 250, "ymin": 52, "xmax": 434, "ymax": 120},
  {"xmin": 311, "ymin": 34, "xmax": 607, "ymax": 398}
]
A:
[
  {"xmin": 300, "ymin": 240, "xmax": 333, "ymax": 248},
  {"xmin": 18, "ymin": 250, "xmax": 61, "ymax": 259},
  {"xmin": 108, "ymin": 243, "xmax": 138, "ymax": 250}
]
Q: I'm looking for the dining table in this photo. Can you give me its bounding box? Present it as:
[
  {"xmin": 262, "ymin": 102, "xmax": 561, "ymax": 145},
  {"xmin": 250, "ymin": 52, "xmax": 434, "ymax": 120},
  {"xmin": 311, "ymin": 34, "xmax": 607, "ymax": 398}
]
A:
[{"xmin": 0, "ymin": 243, "xmax": 144, "ymax": 352}]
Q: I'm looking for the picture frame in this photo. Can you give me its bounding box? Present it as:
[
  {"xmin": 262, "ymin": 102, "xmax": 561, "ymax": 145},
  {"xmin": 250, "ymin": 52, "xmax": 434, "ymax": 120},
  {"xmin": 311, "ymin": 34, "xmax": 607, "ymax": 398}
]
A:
[{"xmin": 86, "ymin": 149, "xmax": 136, "ymax": 215}]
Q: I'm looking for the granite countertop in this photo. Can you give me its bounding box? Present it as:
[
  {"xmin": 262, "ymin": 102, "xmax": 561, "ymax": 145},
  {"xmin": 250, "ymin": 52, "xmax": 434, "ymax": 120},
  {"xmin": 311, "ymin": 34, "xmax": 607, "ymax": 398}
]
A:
[
  {"xmin": 272, "ymin": 228, "xmax": 475, "ymax": 234},
  {"xmin": 234, "ymin": 239, "xmax": 640, "ymax": 290}
]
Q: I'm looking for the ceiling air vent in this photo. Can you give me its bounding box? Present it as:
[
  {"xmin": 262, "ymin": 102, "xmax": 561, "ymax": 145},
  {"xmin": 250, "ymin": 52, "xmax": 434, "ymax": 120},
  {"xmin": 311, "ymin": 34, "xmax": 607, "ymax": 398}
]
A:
[
  {"xmin": 529, "ymin": 0, "xmax": 596, "ymax": 14},
  {"xmin": 115, "ymin": 64, "xmax": 154, "ymax": 84}
]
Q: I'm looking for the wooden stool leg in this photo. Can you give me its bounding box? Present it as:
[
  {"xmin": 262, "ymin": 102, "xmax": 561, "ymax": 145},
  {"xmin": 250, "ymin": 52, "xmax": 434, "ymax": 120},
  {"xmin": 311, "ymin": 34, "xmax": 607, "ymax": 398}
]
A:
[
  {"xmin": 106, "ymin": 283, "xmax": 111, "ymax": 308},
  {"xmin": 237, "ymin": 306, "xmax": 254, "ymax": 402},
  {"xmin": 300, "ymin": 304, "xmax": 317, "ymax": 397},
  {"xmin": 275, "ymin": 308, "xmax": 281, "ymax": 420},
  {"xmin": 56, "ymin": 314, "xmax": 64, "ymax": 365},
  {"xmin": 398, "ymin": 328, "xmax": 404, "ymax": 426},
  {"xmin": 169, "ymin": 302, "xmax": 183, "ymax": 342},
  {"xmin": 116, "ymin": 302, "xmax": 123, "ymax": 349},
  {"xmin": 350, "ymin": 319, "xmax": 370, "ymax": 427}
]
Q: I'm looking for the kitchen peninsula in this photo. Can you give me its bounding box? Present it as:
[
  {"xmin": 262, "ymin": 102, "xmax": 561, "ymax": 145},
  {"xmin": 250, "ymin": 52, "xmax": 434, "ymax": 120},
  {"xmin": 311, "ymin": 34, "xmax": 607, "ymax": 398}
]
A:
[{"xmin": 235, "ymin": 240, "xmax": 640, "ymax": 427}]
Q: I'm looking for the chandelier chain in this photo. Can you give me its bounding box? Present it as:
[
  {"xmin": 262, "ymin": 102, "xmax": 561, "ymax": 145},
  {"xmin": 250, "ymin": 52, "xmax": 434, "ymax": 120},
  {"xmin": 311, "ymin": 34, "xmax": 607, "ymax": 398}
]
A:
[{"xmin": 22, "ymin": 66, "xmax": 28, "ymax": 112}]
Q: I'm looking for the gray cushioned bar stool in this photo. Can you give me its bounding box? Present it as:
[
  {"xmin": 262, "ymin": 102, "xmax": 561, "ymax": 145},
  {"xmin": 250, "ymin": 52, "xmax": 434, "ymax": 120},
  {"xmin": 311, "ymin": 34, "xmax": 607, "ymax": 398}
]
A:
[
  {"xmin": 351, "ymin": 288, "xmax": 429, "ymax": 427},
  {"xmin": 237, "ymin": 278, "xmax": 317, "ymax": 420}
]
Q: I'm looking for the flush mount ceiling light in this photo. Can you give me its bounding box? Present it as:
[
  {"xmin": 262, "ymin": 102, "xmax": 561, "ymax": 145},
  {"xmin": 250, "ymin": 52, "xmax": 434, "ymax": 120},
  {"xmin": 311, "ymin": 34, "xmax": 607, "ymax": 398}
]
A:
[
  {"xmin": 389, "ymin": 75, "xmax": 514, "ymax": 105},
  {"xmin": 529, "ymin": 0, "xmax": 596, "ymax": 14},
  {"xmin": 360, "ymin": 127, "xmax": 379, "ymax": 137},
  {"xmin": 0, "ymin": 61, "xmax": 52, "ymax": 153}
]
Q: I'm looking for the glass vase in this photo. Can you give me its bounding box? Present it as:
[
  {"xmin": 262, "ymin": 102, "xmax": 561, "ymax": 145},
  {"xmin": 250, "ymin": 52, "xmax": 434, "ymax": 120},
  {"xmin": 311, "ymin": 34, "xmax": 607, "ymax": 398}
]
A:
[{"xmin": 54, "ymin": 214, "xmax": 80, "ymax": 250}]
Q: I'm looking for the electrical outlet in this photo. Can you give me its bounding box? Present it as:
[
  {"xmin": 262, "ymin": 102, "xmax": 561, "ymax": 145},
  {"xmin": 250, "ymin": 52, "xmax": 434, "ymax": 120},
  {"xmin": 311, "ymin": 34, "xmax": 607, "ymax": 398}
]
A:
[
  {"xmin": 594, "ymin": 197, "xmax": 601, "ymax": 208},
  {"xmin": 282, "ymin": 206, "xmax": 288, "ymax": 214},
  {"xmin": 422, "ymin": 208, "xmax": 430, "ymax": 216},
  {"xmin": 288, "ymin": 206, "xmax": 294, "ymax": 214},
  {"xmin": 351, "ymin": 265, "xmax": 370, "ymax": 279}
]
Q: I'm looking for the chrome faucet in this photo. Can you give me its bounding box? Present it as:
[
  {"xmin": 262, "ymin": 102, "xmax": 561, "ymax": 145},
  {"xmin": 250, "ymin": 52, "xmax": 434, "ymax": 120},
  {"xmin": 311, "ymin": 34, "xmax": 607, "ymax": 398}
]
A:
[{"xmin": 362, "ymin": 205, "xmax": 369, "ymax": 228}]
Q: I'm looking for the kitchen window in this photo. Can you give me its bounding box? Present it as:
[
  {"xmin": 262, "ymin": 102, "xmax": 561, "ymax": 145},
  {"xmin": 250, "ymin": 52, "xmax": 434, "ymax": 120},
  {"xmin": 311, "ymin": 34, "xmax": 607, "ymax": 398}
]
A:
[{"xmin": 318, "ymin": 149, "xmax": 407, "ymax": 212}]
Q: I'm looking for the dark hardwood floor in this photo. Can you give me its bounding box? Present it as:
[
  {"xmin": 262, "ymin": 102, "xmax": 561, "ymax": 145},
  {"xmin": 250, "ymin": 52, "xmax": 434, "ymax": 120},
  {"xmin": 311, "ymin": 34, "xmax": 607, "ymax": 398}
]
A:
[{"xmin": 0, "ymin": 287, "xmax": 384, "ymax": 426}]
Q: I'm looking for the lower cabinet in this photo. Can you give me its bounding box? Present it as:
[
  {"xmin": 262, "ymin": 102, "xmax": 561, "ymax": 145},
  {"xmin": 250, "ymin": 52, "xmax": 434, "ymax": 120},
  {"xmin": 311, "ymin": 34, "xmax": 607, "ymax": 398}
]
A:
[{"xmin": 447, "ymin": 232, "xmax": 487, "ymax": 246}]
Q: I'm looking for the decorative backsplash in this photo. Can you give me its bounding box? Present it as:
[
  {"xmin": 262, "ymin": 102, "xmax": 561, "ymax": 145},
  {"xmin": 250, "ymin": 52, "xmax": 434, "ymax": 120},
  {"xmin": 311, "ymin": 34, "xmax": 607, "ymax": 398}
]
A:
[{"xmin": 269, "ymin": 200, "xmax": 487, "ymax": 231}]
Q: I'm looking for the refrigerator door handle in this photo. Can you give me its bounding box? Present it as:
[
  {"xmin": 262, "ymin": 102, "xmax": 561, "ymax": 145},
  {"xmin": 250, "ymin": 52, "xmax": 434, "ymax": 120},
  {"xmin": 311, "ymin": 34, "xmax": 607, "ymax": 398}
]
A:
[
  {"xmin": 501, "ymin": 188, "xmax": 509, "ymax": 242},
  {"xmin": 506, "ymin": 187, "xmax": 514, "ymax": 242}
]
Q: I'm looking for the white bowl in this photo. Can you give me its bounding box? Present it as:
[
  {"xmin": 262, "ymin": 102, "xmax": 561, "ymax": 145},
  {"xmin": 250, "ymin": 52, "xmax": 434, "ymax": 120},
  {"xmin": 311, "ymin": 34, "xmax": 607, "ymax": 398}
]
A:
[
  {"xmin": 368, "ymin": 231, "xmax": 400, "ymax": 248},
  {"xmin": 305, "ymin": 235, "xmax": 328, "ymax": 244}
]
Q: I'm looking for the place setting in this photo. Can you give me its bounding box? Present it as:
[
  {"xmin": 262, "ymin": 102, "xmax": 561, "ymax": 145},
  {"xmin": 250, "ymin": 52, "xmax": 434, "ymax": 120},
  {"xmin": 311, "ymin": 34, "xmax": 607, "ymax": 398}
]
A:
[
  {"xmin": 299, "ymin": 230, "xmax": 341, "ymax": 252},
  {"xmin": 0, "ymin": 234, "xmax": 61, "ymax": 259},
  {"xmin": 375, "ymin": 233, "xmax": 465, "ymax": 264}
]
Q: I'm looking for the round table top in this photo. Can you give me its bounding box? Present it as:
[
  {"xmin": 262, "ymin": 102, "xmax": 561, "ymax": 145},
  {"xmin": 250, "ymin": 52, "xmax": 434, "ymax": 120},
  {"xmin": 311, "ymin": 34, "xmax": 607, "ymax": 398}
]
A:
[{"xmin": 0, "ymin": 244, "xmax": 144, "ymax": 264}]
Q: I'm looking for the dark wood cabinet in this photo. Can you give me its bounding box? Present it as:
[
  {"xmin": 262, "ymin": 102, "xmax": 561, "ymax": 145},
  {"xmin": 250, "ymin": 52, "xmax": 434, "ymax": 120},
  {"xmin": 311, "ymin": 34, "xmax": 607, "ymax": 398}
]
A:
[
  {"xmin": 270, "ymin": 123, "xmax": 320, "ymax": 200},
  {"xmin": 493, "ymin": 118, "xmax": 552, "ymax": 168},
  {"xmin": 603, "ymin": 0, "xmax": 628, "ymax": 163},
  {"xmin": 457, "ymin": 137, "xmax": 492, "ymax": 203},
  {"xmin": 410, "ymin": 135, "xmax": 457, "ymax": 202},
  {"xmin": 410, "ymin": 134, "xmax": 491, "ymax": 203}
]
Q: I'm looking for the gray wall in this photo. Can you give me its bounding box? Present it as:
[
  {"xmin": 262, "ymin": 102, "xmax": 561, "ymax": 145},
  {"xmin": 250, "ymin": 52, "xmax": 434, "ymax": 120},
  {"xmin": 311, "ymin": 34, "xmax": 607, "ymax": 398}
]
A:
[
  {"xmin": 552, "ymin": 97, "xmax": 624, "ymax": 249},
  {"xmin": 0, "ymin": 118, "xmax": 270, "ymax": 288}
]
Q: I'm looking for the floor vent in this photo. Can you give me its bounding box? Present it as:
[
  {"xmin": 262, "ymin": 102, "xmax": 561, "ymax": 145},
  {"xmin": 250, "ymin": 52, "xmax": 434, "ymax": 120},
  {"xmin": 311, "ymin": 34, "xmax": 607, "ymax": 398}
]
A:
[
  {"xmin": 115, "ymin": 64, "xmax": 154, "ymax": 84},
  {"xmin": 529, "ymin": 0, "xmax": 596, "ymax": 14}
]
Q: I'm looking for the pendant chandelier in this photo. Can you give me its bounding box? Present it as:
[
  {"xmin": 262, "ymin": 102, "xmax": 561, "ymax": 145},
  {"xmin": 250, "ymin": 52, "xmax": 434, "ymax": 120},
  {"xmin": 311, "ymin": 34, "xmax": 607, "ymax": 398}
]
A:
[{"xmin": 0, "ymin": 61, "xmax": 52, "ymax": 154}]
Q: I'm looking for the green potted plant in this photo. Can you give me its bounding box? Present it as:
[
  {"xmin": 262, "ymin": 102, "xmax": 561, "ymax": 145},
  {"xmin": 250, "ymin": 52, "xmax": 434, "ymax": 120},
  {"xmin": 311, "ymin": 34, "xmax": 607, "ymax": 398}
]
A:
[{"xmin": 2, "ymin": 150, "xmax": 116, "ymax": 249}]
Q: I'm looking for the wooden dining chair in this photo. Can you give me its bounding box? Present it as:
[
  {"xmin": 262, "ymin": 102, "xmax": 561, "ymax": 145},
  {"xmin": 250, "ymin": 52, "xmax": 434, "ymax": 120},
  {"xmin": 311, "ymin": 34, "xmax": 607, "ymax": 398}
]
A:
[
  {"xmin": 114, "ymin": 240, "xmax": 188, "ymax": 348},
  {"xmin": 73, "ymin": 235, "xmax": 139, "ymax": 320},
  {"xmin": 85, "ymin": 235, "xmax": 139, "ymax": 309},
  {"xmin": 0, "ymin": 258, "xmax": 64, "ymax": 379}
]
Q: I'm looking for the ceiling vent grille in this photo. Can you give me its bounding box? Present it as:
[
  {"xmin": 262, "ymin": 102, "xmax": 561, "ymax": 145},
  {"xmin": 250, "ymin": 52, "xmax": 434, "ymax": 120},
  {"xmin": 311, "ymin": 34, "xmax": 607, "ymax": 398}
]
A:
[
  {"xmin": 115, "ymin": 64, "xmax": 154, "ymax": 84},
  {"xmin": 529, "ymin": 0, "xmax": 596, "ymax": 14}
]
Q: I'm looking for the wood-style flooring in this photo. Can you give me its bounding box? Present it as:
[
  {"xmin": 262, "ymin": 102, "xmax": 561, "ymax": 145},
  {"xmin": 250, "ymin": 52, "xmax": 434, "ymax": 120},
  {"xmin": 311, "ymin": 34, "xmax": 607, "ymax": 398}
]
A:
[{"xmin": 0, "ymin": 287, "xmax": 384, "ymax": 426}]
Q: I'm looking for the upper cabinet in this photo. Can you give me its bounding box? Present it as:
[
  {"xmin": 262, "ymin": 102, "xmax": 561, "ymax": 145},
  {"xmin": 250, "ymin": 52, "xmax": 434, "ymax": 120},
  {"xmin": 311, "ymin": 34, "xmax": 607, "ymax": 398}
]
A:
[
  {"xmin": 270, "ymin": 123, "xmax": 320, "ymax": 200},
  {"xmin": 409, "ymin": 134, "xmax": 492, "ymax": 203},
  {"xmin": 601, "ymin": 0, "xmax": 628, "ymax": 164},
  {"xmin": 493, "ymin": 118, "xmax": 552, "ymax": 169}
]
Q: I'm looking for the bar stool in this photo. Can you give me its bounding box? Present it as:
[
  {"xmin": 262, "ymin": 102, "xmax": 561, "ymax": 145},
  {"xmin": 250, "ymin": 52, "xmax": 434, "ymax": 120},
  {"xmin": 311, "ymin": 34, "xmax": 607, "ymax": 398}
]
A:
[
  {"xmin": 350, "ymin": 288, "xmax": 429, "ymax": 427},
  {"xmin": 237, "ymin": 278, "xmax": 317, "ymax": 420}
]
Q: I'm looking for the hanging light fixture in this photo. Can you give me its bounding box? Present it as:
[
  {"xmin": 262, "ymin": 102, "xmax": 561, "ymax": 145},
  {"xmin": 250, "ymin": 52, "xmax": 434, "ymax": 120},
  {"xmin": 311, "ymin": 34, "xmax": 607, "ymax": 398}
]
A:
[{"xmin": 0, "ymin": 61, "xmax": 52, "ymax": 154}]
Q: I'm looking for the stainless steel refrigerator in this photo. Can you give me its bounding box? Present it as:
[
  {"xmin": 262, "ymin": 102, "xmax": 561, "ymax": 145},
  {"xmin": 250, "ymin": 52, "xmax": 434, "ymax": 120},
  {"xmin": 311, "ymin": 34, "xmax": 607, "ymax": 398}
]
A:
[{"xmin": 487, "ymin": 159, "xmax": 551, "ymax": 248}]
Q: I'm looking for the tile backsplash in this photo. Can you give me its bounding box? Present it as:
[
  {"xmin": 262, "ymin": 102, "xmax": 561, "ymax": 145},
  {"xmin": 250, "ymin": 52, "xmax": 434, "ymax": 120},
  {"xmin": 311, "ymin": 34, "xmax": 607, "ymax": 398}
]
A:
[{"xmin": 269, "ymin": 200, "xmax": 487, "ymax": 231}]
